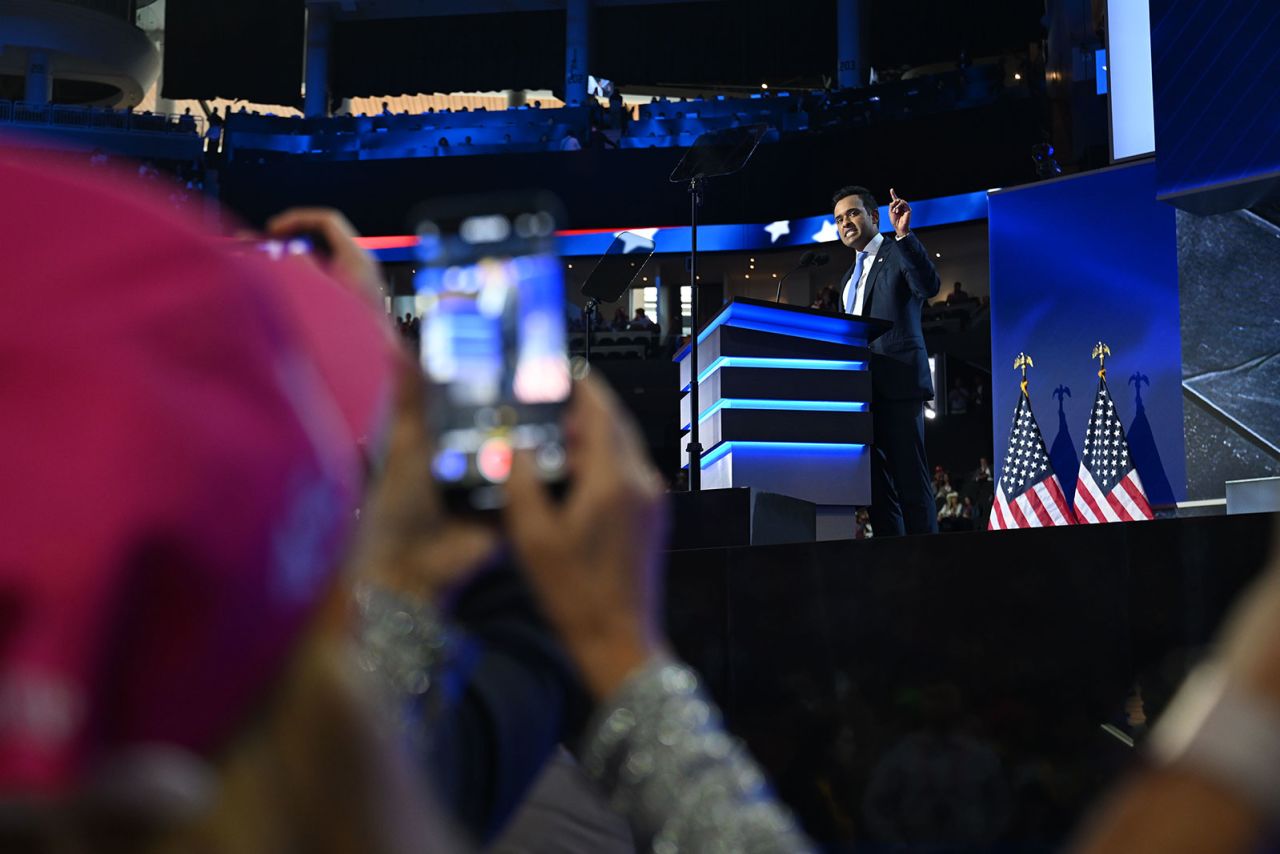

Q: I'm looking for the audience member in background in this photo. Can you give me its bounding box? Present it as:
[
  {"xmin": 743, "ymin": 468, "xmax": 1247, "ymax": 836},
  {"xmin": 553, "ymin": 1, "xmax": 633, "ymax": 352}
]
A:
[
  {"xmin": 609, "ymin": 90, "xmax": 627, "ymax": 130},
  {"xmin": 934, "ymin": 475, "xmax": 957, "ymax": 516},
  {"xmin": 560, "ymin": 134, "xmax": 582, "ymax": 151},
  {"xmin": 588, "ymin": 123, "xmax": 618, "ymax": 149},
  {"xmin": 855, "ymin": 508, "xmax": 874, "ymax": 540},
  {"xmin": 946, "ymin": 281, "xmax": 977, "ymax": 306},
  {"xmin": 968, "ymin": 457, "xmax": 995, "ymax": 524},
  {"xmin": 863, "ymin": 682, "xmax": 1010, "ymax": 846},
  {"xmin": 609, "ymin": 306, "xmax": 629, "ymax": 331},
  {"xmin": 938, "ymin": 492, "xmax": 966, "ymax": 532},
  {"xmin": 204, "ymin": 106, "xmax": 222, "ymax": 158},
  {"xmin": 628, "ymin": 308, "xmax": 658, "ymax": 332},
  {"xmin": 0, "ymin": 152, "xmax": 813, "ymax": 854},
  {"xmin": 961, "ymin": 496, "xmax": 975, "ymax": 523},
  {"xmin": 1074, "ymin": 526, "xmax": 1280, "ymax": 854},
  {"xmin": 397, "ymin": 312, "xmax": 421, "ymax": 348},
  {"xmin": 949, "ymin": 379, "xmax": 971, "ymax": 414},
  {"xmin": 811, "ymin": 285, "xmax": 841, "ymax": 312}
]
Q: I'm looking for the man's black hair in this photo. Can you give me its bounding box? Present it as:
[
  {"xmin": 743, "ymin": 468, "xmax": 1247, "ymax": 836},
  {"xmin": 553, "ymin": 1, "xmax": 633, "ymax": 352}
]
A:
[{"xmin": 831, "ymin": 185, "xmax": 878, "ymax": 215}]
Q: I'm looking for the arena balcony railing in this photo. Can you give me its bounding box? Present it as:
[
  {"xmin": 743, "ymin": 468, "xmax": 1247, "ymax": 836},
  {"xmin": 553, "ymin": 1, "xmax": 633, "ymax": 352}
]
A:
[
  {"xmin": 0, "ymin": 100, "xmax": 203, "ymax": 136},
  {"xmin": 219, "ymin": 62, "xmax": 1016, "ymax": 162}
]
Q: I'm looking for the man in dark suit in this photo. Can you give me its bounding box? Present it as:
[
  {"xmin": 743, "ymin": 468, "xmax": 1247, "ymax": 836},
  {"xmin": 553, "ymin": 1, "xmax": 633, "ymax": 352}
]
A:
[{"xmin": 834, "ymin": 185, "xmax": 940, "ymax": 536}]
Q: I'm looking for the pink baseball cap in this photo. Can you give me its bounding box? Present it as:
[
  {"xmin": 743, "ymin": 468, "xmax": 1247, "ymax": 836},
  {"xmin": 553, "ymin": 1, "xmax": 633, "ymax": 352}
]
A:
[{"xmin": 0, "ymin": 149, "xmax": 398, "ymax": 799}]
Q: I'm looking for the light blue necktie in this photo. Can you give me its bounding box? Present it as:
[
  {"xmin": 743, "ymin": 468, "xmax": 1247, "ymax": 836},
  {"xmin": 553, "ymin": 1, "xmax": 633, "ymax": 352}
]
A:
[{"xmin": 844, "ymin": 250, "xmax": 867, "ymax": 314}]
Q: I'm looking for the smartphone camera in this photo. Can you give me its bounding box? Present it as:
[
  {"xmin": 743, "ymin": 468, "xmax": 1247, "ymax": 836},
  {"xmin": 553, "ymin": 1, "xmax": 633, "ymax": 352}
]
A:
[{"xmin": 412, "ymin": 193, "xmax": 570, "ymax": 512}]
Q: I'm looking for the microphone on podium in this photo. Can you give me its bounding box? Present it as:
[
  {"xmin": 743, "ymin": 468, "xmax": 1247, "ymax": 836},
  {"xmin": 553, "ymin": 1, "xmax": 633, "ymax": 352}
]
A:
[{"xmin": 774, "ymin": 250, "xmax": 829, "ymax": 303}]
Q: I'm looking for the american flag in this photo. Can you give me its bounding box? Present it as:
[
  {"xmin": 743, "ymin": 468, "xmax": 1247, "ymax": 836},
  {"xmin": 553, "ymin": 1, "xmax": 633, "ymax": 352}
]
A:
[
  {"xmin": 1073, "ymin": 378, "xmax": 1154, "ymax": 523},
  {"xmin": 990, "ymin": 390, "xmax": 1075, "ymax": 529}
]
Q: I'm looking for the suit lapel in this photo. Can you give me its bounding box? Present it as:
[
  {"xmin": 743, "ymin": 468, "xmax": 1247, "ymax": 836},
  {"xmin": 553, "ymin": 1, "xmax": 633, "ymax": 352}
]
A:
[{"xmin": 862, "ymin": 238, "xmax": 892, "ymax": 313}]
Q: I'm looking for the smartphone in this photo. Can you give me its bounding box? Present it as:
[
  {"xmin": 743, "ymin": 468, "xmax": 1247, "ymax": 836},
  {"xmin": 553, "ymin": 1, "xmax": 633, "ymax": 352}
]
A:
[{"xmin": 412, "ymin": 193, "xmax": 570, "ymax": 512}]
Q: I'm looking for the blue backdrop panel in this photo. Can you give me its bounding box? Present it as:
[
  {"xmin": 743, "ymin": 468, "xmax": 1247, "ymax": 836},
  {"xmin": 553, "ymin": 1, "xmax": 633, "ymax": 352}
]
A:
[
  {"xmin": 989, "ymin": 162, "xmax": 1185, "ymax": 507},
  {"xmin": 1150, "ymin": 0, "xmax": 1280, "ymax": 213}
]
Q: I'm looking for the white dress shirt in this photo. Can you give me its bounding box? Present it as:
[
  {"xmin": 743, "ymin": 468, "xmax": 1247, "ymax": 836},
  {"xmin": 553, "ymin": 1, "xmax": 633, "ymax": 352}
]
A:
[{"xmin": 843, "ymin": 232, "xmax": 884, "ymax": 316}]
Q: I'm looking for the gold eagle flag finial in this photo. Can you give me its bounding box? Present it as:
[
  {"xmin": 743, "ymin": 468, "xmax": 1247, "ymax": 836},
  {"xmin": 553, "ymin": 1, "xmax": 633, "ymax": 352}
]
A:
[
  {"xmin": 1092, "ymin": 342, "xmax": 1112, "ymax": 380},
  {"xmin": 1014, "ymin": 352, "xmax": 1034, "ymax": 397}
]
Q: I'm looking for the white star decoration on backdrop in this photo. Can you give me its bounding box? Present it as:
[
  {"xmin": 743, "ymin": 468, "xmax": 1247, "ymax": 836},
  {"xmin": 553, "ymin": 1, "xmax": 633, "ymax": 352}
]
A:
[
  {"xmin": 811, "ymin": 220, "xmax": 840, "ymax": 243},
  {"xmin": 615, "ymin": 229, "xmax": 659, "ymax": 253},
  {"xmin": 764, "ymin": 220, "xmax": 791, "ymax": 243}
]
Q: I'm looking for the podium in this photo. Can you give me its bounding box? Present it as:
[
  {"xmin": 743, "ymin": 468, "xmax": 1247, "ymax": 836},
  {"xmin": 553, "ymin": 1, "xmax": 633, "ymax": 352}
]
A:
[{"xmin": 674, "ymin": 298, "xmax": 890, "ymax": 540}]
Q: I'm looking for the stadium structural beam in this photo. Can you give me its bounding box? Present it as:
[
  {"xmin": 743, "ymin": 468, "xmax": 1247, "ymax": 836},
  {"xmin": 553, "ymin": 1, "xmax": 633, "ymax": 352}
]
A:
[
  {"xmin": 836, "ymin": 0, "xmax": 864, "ymax": 90},
  {"xmin": 304, "ymin": 4, "xmax": 332, "ymax": 118},
  {"xmin": 564, "ymin": 0, "xmax": 591, "ymax": 107}
]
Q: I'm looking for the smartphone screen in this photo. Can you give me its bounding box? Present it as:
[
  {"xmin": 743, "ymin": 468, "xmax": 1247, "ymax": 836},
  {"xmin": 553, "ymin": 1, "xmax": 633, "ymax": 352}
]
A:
[{"xmin": 414, "ymin": 203, "xmax": 570, "ymax": 511}]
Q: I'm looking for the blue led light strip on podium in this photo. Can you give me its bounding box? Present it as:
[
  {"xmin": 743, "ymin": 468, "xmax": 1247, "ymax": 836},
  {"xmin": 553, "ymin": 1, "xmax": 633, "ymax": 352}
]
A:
[
  {"xmin": 693, "ymin": 441, "xmax": 867, "ymax": 471},
  {"xmin": 691, "ymin": 356, "xmax": 868, "ymax": 389},
  {"xmin": 682, "ymin": 398, "xmax": 869, "ymax": 431}
]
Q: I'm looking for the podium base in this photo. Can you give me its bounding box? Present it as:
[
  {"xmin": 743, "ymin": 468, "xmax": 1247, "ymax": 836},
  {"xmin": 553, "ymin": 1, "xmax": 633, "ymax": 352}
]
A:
[{"xmin": 669, "ymin": 487, "xmax": 815, "ymax": 550}]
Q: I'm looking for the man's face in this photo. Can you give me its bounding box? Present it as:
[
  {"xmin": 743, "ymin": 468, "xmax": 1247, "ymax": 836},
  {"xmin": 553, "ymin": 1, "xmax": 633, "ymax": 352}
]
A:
[{"xmin": 834, "ymin": 195, "xmax": 878, "ymax": 251}]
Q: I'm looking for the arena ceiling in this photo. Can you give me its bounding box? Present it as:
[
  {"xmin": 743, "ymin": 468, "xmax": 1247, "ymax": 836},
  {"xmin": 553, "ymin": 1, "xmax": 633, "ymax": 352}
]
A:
[{"xmin": 163, "ymin": 0, "xmax": 1045, "ymax": 106}]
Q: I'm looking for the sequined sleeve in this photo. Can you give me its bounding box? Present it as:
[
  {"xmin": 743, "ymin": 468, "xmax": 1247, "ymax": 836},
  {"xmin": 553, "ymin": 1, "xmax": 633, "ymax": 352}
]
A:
[{"xmin": 581, "ymin": 655, "xmax": 815, "ymax": 853}]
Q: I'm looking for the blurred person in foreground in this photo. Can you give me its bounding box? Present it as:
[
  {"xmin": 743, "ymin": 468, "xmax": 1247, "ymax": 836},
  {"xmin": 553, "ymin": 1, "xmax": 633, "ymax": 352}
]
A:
[
  {"xmin": 1073, "ymin": 526, "xmax": 1280, "ymax": 853},
  {"xmin": 0, "ymin": 150, "xmax": 812, "ymax": 853}
]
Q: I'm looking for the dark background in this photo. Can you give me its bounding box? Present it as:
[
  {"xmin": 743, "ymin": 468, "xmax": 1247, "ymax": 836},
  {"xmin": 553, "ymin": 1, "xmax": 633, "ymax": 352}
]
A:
[{"xmin": 163, "ymin": 0, "xmax": 1047, "ymax": 103}]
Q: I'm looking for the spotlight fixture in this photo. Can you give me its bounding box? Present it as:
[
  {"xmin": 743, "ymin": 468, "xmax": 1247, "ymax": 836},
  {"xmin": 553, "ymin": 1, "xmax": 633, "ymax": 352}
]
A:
[
  {"xmin": 1014, "ymin": 73, "xmax": 1022, "ymax": 80},
  {"xmin": 935, "ymin": 252, "xmax": 942, "ymax": 258},
  {"xmin": 761, "ymin": 83, "xmax": 769, "ymax": 90}
]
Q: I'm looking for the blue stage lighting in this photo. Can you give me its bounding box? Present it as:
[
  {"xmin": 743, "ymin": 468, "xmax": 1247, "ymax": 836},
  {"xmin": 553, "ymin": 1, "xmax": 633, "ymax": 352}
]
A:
[
  {"xmin": 690, "ymin": 441, "xmax": 867, "ymax": 470},
  {"xmin": 682, "ymin": 398, "xmax": 869, "ymax": 430},
  {"xmin": 685, "ymin": 355, "xmax": 867, "ymax": 389}
]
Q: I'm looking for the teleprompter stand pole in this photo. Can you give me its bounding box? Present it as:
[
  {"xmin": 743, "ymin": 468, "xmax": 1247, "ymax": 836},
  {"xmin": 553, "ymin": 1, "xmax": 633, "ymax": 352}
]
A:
[
  {"xmin": 686, "ymin": 177, "xmax": 704, "ymax": 490},
  {"xmin": 668, "ymin": 124, "xmax": 766, "ymax": 491}
]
